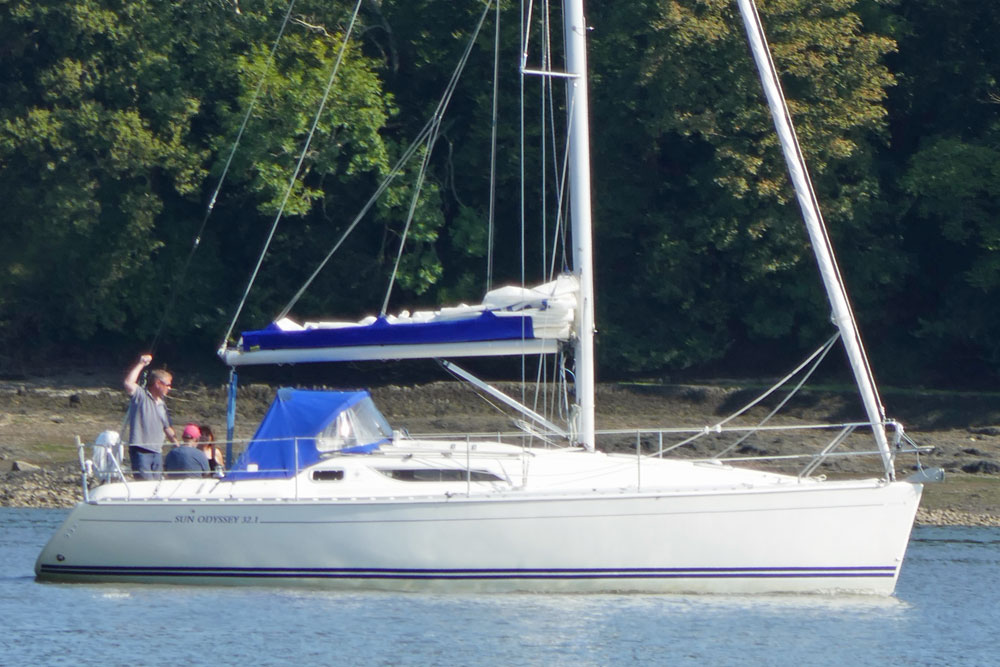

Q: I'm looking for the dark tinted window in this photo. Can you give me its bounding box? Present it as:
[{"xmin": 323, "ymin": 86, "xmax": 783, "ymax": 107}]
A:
[{"xmin": 381, "ymin": 469, "xmax": 503, "ymax": 482}]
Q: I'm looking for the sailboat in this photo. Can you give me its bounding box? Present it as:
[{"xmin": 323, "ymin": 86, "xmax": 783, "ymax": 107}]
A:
[{"xmin": 36, "ymin": 0, "xmax": 937, "ymax": 594}]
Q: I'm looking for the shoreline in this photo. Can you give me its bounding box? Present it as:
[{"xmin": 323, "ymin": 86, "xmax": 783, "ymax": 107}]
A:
[
  {"xmin": 3, "ymin": 378, "xmax": 1000, "ymax": 523},
  {"xmin": 916, "ymin": 507, "xmax": 1000, "ymax": 527}
]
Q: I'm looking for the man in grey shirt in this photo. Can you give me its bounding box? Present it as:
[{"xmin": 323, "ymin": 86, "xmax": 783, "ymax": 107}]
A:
[{"xmin": 124, "ymin": 354, "xmax": 177, "ymax": 480}]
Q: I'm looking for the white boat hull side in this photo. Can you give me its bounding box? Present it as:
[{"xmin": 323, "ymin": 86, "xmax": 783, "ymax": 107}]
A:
[{"xmin": 36, "ymin": 480, "xmax": 921, "ymax": 594}]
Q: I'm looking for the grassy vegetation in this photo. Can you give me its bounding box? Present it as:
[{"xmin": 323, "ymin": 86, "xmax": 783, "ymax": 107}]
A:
[{"xmin": 921, "ymin": 474, "xmax": 1000, "ymax": 514}]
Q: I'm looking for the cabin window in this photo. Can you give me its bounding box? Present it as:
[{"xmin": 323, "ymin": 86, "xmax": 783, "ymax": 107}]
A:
[
  {"xmin": 379, "ymin": 469, "xmax": 504, "ymax": 483},
  {"xmin": 312, "ymin": 469, "xmax": 345, "ymax": 481}
]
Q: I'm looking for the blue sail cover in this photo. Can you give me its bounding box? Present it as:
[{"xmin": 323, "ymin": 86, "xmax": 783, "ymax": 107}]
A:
[
  {"xmin": 220, "ymin": 277, "xmax": 579, "ymax": 365},
  {"xmin": 241, "ymin": 311, "xmax": 534, "ymax": 351},
  {"xmin": 227, "ymin": 388, "xmax": 381, "ymax": 480},
  {"xmin": 221, "ymin": 277, "xmax": 577, "ymax": 366}
]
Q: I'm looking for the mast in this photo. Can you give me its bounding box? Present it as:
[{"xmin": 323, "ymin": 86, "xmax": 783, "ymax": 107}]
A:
[
  {"xmin": 563, "ymin": 0, "xmax": 596, "ymax": 450},
  {"xmin": 735, "ymin": 0, "xmax": 895, "ymax": 479}
]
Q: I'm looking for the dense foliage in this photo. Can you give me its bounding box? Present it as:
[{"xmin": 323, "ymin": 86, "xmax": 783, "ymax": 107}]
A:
[{"xmin": 0, "ymin": 0, "xmax": 996, "ymax": 387}]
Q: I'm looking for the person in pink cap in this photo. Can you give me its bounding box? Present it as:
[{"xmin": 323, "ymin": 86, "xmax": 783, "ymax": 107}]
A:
[
  {"xmin": 163, "ymin": 422, "xmax": 209, "ymax": 477},
  {"xmin": 182, "ymin": 423, "xmax": 201, "ymax": 441}
]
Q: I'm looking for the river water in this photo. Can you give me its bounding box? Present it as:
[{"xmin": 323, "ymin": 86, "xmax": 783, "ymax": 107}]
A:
[{"xmin": 2, "ymin": 508, "xmax": 997, "ymax": 666}]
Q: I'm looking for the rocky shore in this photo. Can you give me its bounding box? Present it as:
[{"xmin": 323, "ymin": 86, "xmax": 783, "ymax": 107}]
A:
[
  {"xmin": 917, "ymin": 508, "xmax": 1000, "ymax": 527},
  {"xmin": 3, "ymin": 376, "xmax": 1000, "ymax": 525},
  {"xmin": 0, "ymin": 464, "xmax": 81, "ymax": 509}
]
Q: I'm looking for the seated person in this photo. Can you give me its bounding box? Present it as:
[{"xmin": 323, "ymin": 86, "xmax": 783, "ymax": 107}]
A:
[
  {"xmin": 163, "ymin": 423, "xmax": 209, "ymax": 478},
  {"xmin": 197, "ymin": 424, "xmax": 226, "ymax": 475}
]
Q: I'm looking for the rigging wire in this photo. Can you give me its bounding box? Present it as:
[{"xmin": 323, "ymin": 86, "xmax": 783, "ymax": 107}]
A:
[
  {"xmin": 486, "ymin": 0, "xmax": 500, "ymax": 291},
  {"xmin": 380, "ymin": 133, "xmax": 436, "ymax": 316},
  {"xmin": 713, "ymin": 331, "xmax": 839, "ymax": 459},
  {"xmin": 519, "ymin": 0, "xmax": 574, "ymax": 421},
  {"xmin": 534, "ymin": 39, "xmax": 550, "ymax": 424},
  {"xmin": 380, "ymin": 1, "xmax": 495, "ymax": 316},
  {"xmin": 223, "ymin": 0, "xmax": 364, "ymax": 346},
  {"xmin": 276, "ymin": 121, "xmax": 434, "ymax": 320},
  {"xmin": 519, "ymin": 0, "xmax": 530, "ymax": 404},
  {"xmin": 277, "ymin": 119, "xmax": 434, "ymax": 320},
  {"xmin": 521, "ymin": 0, "xmax": 571, "ymax": 283},
  {"xmin": 277, "ymin": 0, "xmax": 496, "ymax": 321},
  {"xmin": 653, "ymin": 332, "xmax": 842, "ymax": 457},
  {"xmin": 531, "ymin": 0, "xmax": 555, "ymax": 423},
  {"xmin": 547, "ymin": 0, "xmax": 571, "ymax": 278},
  {"xmin": 548, "ymin": 111, "xmax": 572, "ymax": 279},
  {"xmin": 147, "ymin": 0, "xmax": 298, "ymax": 355},
  {"xmin": 538, "ymin": 1, "xmax": 549, "ymax": 287}
]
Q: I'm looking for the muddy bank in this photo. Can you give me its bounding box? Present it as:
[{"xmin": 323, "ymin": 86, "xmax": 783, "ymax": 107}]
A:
[{"xmin": 2, "ymin": 377, "xmax": 1000, "ymax": 524}]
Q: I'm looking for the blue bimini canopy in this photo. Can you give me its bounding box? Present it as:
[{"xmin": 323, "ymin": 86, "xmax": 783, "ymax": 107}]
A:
[{"xmin": 227, "ymin": 388, "xmax": 392, "ymax": 480}]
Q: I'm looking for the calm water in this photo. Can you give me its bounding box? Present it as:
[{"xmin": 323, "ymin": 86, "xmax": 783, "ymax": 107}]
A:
[{"xmin": 2, "ymin": 509, "xmax": 997, "ymax": 666}]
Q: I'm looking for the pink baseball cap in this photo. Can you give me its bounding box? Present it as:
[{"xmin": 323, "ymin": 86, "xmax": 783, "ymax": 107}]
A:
[{"xmin": 182, "ymin": 423, "xmax": 201, "ymax": 440}]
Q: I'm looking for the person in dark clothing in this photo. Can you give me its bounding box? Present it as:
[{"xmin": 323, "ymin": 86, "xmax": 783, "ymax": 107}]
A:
[
  {"xmin": 197, "ymin": 424, "xmax": 226, "ymax": 475},
  {"xmin": 163, "ymin": 423, "xmax": 209, "ymax": 478}
]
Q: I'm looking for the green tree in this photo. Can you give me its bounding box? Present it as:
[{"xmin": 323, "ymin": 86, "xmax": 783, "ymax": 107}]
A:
[
  {"xmin": 204, "ymin": 3, "xmax": 441, "ymax": 333},
  {"xmin": 588, "ymin": 0, "xmax": 900, "ymax": 373},
  {"xmin": 0, "ymin": 0, "xmax": 427, "ymax": 362},
  {"xmin": 364, "ymin": 0, "xmax": 529, "ymax": 309},
  {"xmin": 886, "ymin": 1, "xmax": 1000, "ymax": 380},
  {"xmin": 0, "ymin": 0, "xmax": 208, "ymax": 361}
]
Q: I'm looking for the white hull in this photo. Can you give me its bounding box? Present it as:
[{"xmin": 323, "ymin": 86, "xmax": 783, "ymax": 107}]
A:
[{"xmin": 36, "ymin": 461, "xmax": 921, "ymax": 594}]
